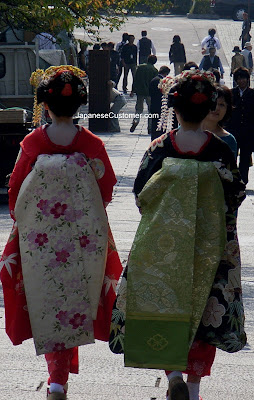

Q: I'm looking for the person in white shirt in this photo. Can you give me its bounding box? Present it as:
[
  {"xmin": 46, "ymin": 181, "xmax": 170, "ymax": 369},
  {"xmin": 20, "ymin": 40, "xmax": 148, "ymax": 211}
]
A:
[
  {"xmin": 241, "ymin": 41, "xmax": 253, "ymax": 74},
  {"xmin": 34, "ymin": 32, "xmax": 56, "ymax": 50},
  {"xmin": 201, "ymin": 28, "xmax": 221, "ymax": 55},
  {"xmin": 137, "ymin": 30, "xmax": 156, "ymax": 64},
  {"xmin": 108, "ymin": 80, "xmax": 127, "ymax": 132}
]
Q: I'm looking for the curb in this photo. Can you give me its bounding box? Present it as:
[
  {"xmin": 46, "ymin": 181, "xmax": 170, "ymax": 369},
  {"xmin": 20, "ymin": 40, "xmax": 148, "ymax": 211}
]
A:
[{"xmin": 187, "ymin": 13, "xmax": 220, "ymax": 19}]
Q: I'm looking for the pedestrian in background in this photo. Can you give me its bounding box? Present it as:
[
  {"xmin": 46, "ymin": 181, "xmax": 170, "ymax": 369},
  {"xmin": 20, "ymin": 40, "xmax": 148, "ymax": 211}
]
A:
[
  {"xmin": 231, "ymin": 46, "xmax": 246, "ymax": 86},
  {"xmin": 210, "ymin": 68, "xmax": 222, "ymax": 85},
  {"xmin": 115, "ymin": 32, "xmax": 129, "ymax": 89},
  {"xmin": 121, "ymin": 34, "xmax": 137, "ymax": 94},
  {"xmin": 240, "ymin": 12, "xmax": 252, "ymax": 49},
  {"xmin": 108, "ymin": 80, "xmax": 127, "ymax": 132},
  {"xmin": 137, "ymin": 30, "xmax": 156, "ymax": 64},
  {"xmin": 130, "ymin": 55, "xmax": 158, "ymax": 133},
  {"xmin": 77, "ymin": 42, "xmax": 89, "ymax": 71},
  {"xmin": 241, "ymin": 41, "xmax": 253, "ymax": 74},
  {"xmin": 149, "ymin": 65, "xmax": 170, "ymax": 141},
  {"xmin": 182, "ymin": 61, "xmax": 198, "ymax": 70},
  {"xmin": 226, "ymin": 67, "xmax": 254, "ymax": 184},
  {"xmin": 169, "ymin": 35, "xmax": 186, "ymax": 75},
  {"xmin": 0, "ymin": 65, "xmax": 122, "ymax": 400},
  {"xmin": 201, "ymin": 28, "xmax": 221, "ymax": 54},
  {"xmin": 108, "ymin": 41, "xmax": 120, "ymax": 84},
  {"xmin": 34, "ymin": 32, "xmax": 57, "ymax": 50},
  {"xmin": 101, "ymin": 42, "xmax": 108, "ymax": 50},
  {"xmin": 56, "ymin": 31, "xmax": 78, "ymax": 65},
  {"xmin": 199, "ymin": 46, "xmax": 224, "ymax": 79},
  {"xmin": 203, "ymin": 85, "xmax": 237, "ymax": 159}
]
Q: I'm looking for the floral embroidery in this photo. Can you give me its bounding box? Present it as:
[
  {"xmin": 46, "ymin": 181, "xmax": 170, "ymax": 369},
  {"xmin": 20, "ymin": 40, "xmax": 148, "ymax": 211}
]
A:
[
  {"xmin": 104, "ymin": 275, "xmax": 118, "ymax": 295},
  {"xmin": 50, "ymin": 202, "xmax": 68, "ymax": 218},
  {"xmin": 79, "ymin": 235, "xmax": 90, "ymax": 248},
  {"xmin": 202, "ymin": 296, "xmax": 226, "ymax": 328},
  {"xmin": 150, "ymin": 133, "xmax": 168, "ymax": 152},
  {"xmin": 13, "ymin": 153, "xmax": 109, "ymax": 355},
  {"xmin": 35, "ymin": 233, "xmax": 48, "ymax": 246},
  {"xmin": 147, "ymin": 334, "xmax": 168, "ymax": 351},
  {"xmin": 56, "ymin": 311, "xmax": 70, "ymax": 327},
  {"xmin": 69, "ymin": 313, "xmax": 87, "ymax": 329},
  {"xmin": 52, "ymin": 342, "xmax": 66, "ymax": 352},
  {"xmin": 0, "ymin": 253, "xmax": 18, "ymax": 277},
  {"xmin": 213, "ymin": 161, "xmax": 233, "ymax": 182},
  {"xmin": 55, "ymin": 249, "xmax": 70, "ymax": 263},
  {"xmin": 90, "ymin": 158, "xmax": 105, "ymax": 180}
]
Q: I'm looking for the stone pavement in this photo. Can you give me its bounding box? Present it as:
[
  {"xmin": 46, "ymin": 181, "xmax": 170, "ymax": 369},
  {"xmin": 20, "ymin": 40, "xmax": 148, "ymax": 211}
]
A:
[{"xmin": 0, "ymin": 16, "xmax": 254, "ymax": 400}]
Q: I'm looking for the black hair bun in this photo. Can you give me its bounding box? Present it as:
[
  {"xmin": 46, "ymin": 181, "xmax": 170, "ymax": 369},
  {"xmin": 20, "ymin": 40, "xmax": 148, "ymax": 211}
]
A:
[{"xmin": 37, "ymin": 72, "xmax": 87, "ymax": 117}]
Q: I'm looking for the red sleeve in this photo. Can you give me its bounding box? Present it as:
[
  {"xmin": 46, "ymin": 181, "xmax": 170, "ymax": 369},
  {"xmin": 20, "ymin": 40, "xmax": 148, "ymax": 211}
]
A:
[
  {"xmin": 8, "ymin": 149, "xmax": 33, "ymax": 218},
  {"xmin": 90, "ymin": 144, "xmax": 117, "ymax": 204}
]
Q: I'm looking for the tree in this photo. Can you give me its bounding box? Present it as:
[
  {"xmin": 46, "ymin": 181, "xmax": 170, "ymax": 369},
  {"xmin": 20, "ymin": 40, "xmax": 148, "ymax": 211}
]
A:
[{"xmin": 0, "ymin": 0, "xmax": 169, "ymax": 41}]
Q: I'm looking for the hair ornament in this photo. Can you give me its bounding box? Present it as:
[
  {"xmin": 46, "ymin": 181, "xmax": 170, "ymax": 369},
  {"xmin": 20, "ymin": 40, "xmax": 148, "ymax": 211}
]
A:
[
  {"xmin": 158, "ymin": 69, "xmax": 215, "ymax": 97},
  {"xmin": 30, "ymin": 65, "xmax": 86, "ymax": 126},
  {"xmin": 211, "ymin": 91, "xmax": 218, "ymax": 102},
  {"xmin": 61, "ymin": 83, "xmax": 72, "ymax": 96},
  {"xmin": 191, "ymin": 92, "xmax": 208, "ymax": 104},
  {"xmin": 78, "ymin": 84, "xmax": 87, "ymax": 98},
  {"xmin": 157, "ymin": 69, "xmax": 216, "ymax": 132},
  {"xmin": 48, "ymin": 88, "xmax": 53, "ymax": 94},
  {"xmin": 57, "ymin": 70, "xmax": 73, "ymax": 82}
]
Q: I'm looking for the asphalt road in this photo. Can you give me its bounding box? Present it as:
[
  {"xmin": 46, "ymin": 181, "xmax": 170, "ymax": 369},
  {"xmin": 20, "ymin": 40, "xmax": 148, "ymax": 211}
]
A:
[{"xmin": 0, "ymin": 15, "xmax": 254, "ymax": 400}]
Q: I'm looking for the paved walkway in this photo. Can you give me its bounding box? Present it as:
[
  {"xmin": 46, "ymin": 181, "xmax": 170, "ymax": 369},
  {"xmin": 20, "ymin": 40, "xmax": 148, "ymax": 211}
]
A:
[{"xmin": 0, "ymin": 16, "xmax": 254, "ymax": 400}]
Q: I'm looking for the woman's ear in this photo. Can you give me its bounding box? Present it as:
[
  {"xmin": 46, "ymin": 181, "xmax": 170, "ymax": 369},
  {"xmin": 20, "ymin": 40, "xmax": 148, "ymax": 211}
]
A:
[{"xmin": 43, "ymin": 102, "xmax": 49, "ymax": 110}]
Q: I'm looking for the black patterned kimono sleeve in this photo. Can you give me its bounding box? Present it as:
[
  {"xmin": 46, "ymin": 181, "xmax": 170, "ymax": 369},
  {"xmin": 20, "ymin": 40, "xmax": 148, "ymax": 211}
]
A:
[
  {"xmin": 220, "ymin": 144, "xmax": 246, "ymax": 212},
  {"xmin": 133, "ymin": 146, "xmax": 166, "ymax": 198}
]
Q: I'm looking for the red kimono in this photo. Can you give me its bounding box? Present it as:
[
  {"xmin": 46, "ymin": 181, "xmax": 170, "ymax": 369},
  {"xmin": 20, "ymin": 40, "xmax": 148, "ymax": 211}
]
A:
[{"xmin": 0, "ymin": 125, "xmax": 122, "ymax": 374}]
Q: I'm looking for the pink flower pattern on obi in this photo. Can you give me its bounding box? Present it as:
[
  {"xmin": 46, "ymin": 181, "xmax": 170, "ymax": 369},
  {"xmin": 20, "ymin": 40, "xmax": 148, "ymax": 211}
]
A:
[
  {"xmin": 55, "ymin": 249, "xmax": 70, "ymax": 263},
  {"xmin": 56, "ymin": 311, "xmax": 70, "ymax": 327},
  {"xmin": 35, "ymin": 233, "xmax": 48, "ymax": 246},
  {"xmin": 53, "ymin": 342, "xmax": 66, "ymax": 352},
  {"xmin": 69, "ymin": 313, "xmax": 87, "ymax": 329},
  {"xmin": 79, "ymin": 235, "xmax": 90, "ymax": 248},
  {"xmin": 37, "ymin": 199, "xmax": 51, "ymax": 216},
  {"xmin": 50, "ymin": 202, "xmax": 68, "ymax": 219},
  {"xmin": 15, "ymin": 153, "xmax": 109, "ymax": 355}
]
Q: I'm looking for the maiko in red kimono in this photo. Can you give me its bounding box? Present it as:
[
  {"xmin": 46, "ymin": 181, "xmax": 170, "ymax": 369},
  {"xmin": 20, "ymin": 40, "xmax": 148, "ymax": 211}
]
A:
[{"xmin": 0, "ymin": 124, "xmax": 122, "ymax": 374}]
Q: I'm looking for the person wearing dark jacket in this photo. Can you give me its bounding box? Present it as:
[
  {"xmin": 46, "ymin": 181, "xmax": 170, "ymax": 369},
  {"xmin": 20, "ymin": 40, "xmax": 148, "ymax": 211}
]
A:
[
  {"xmin": 240, "ymin": 12, "xmax": 252, "ymax": 50},
  {"xmin": 226, "ymin": 67, "xmax": 254, "ymax": 184},
  {"xmin": 149, "ymin": 65, "xmax": 170, "ymax": 141},
  {"xmin": 130, "ymin": 55, "xmax": 158, "ymax": 133},
  {"xmin": 137, "ymin": 30, "xmax": 156, "ymax": 64},
  {"xmin": 121, "ymin": 35, "xmax": 137, "ymax": 94},
  {"xmin": 108, "ymin": 42, "xmax": 120, "ymax": 84},
  {"xmin": 169, "ymin": 35, "xmax": 186, "ymax": 76},
  {"xmin": 199, "ymin": 47, "xmax": 224, "ymax": 78},
  {"xmin": 115, "ymin": 32, "xmax": 129, "ymax": 89}
]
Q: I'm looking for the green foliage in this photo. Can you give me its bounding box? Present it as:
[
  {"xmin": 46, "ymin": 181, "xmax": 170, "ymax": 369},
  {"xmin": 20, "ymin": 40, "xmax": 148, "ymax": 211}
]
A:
[
  {"xmin": 190, "ymin": 0, "xmax": 211, "ymax": 14},
  {"xmin": 173, "ymin": 0, "xmax": 192, "ymax": 13},
  {"xmin": 0, "ymin": 0, "xmax": 164, "ymax": 41}
]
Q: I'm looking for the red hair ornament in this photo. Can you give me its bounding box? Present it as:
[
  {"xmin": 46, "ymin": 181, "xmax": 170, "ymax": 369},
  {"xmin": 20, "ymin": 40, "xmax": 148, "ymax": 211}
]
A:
[
  {"xmin": 190, "ymin": 92, "xmax": 208, "ymax": 104},
  {"xmin": 61, "ymin": 83, "xmax": 72, "ymax": 96}
]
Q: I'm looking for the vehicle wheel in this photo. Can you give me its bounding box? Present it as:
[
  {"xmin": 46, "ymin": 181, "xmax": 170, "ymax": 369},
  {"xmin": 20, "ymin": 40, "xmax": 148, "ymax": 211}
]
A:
[{"xmin": 233, "ymin": 6, "xmax": 247, "ymax": 21}]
